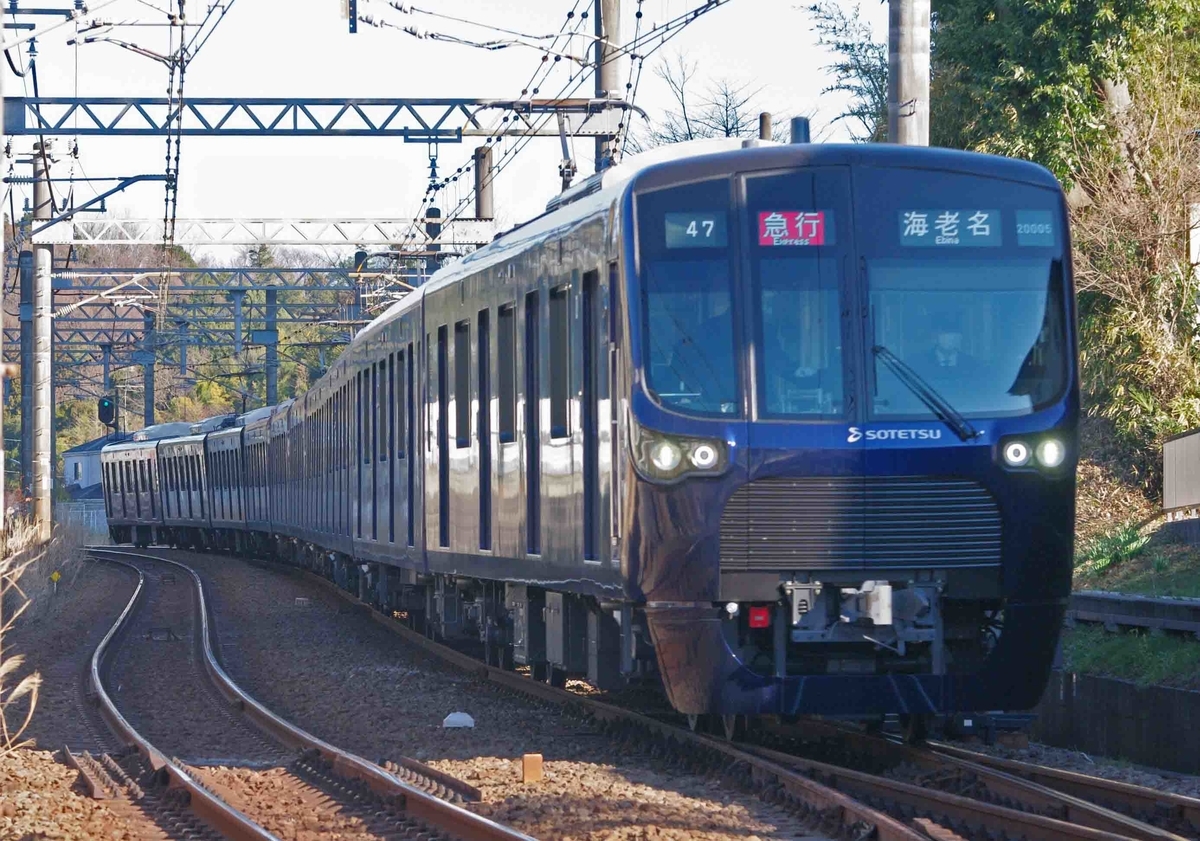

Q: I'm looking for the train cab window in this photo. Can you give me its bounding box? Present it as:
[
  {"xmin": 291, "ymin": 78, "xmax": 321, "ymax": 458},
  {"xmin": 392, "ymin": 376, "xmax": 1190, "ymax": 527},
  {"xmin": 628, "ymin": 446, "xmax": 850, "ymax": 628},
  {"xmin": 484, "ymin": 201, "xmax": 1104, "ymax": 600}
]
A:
[
  {"xmin": 549, "ymin": 286, "xmax": 570, "ymax": 439},
  {"xmin": 454, "ymin": 321, "xmax": 471, "ymax": 448},
  {"xmin": 636, "ymin": 177, "xmax": 739, "ymax": 416},
  {"xmin": 745, "ymin": 169, "xmax": 849, "ymax": 419},
  {"xmin": 498, "ymin": 304, "xmax": 516, "ymax": 442},
  {"xmin": 856, "ymin": 169, "xmax": 1070, "ymax": 420}
]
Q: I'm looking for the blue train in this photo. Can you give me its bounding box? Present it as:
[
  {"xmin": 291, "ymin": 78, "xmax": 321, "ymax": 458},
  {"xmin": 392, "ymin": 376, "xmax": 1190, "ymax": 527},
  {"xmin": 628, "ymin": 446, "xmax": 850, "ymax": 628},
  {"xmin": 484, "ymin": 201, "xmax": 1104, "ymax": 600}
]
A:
[{"xmin": 103, "ymin": 138, "xmax": 1078, "ymax": 731}]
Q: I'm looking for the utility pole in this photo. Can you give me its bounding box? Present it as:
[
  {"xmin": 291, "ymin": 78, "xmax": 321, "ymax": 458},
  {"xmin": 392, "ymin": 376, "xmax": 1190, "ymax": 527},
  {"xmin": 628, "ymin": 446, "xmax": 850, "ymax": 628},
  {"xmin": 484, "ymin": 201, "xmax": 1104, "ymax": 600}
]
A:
[
  {"xmin": 888, "ymin": 0, "xmax": 930, "ymax": 145},
  {"xmin": 142, "ymin": 310, "xmax": 155, "ymax": 428},
  {"xmin": 474, "ymin": 147, "xmax": 494, "ymax": 220},
  {"xmin": 31, "ymin": 140, "xmax": 53, "ymax": 542},
  {"xmin": 19, "ymin": 250, "xmax": 32, "ymax": 499},
  {"xmin": 594, "ymin": 0, "xmax": 622, "ymax": 171}
]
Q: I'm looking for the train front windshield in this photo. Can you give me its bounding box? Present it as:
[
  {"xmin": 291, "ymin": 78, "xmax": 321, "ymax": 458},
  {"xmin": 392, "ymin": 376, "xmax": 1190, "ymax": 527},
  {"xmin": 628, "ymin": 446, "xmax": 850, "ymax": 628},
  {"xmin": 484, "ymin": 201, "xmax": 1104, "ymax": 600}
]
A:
[{"xmin": 636, "ymin": 166, "xmax": 1069, "ymax": 422}]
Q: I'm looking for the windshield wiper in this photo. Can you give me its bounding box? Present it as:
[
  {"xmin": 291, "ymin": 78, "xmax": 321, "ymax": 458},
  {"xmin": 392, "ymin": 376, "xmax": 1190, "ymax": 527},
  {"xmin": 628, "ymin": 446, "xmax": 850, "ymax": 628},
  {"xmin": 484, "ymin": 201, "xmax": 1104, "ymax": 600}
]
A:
[{"xmin": 871, "ymin": 345, "xmax": 980, "ymax": 442}]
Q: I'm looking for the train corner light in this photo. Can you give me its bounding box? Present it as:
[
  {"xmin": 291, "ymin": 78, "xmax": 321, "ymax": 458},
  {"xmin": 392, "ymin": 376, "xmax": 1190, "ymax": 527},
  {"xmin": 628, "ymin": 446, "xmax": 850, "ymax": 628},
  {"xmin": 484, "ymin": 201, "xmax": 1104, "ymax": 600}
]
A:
[
  {"xmin": 98, "ymin": 396, "xmax": 118, "ymax": 428},
  {"xmin": 748, "ymin": 606, "xmax": 771, "ymax": 629}
]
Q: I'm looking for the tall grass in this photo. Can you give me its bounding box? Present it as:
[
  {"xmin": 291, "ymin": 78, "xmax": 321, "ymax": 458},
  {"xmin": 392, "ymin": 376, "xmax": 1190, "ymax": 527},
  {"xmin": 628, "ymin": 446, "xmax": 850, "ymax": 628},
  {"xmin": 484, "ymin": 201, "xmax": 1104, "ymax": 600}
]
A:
[
  {"xmin": 0, "ymin": 519, "xmax": 43, "ymax": 755},
  {"xmin": 1075, "ymin": 522, "xmax": 1150, "ymax": 575}
]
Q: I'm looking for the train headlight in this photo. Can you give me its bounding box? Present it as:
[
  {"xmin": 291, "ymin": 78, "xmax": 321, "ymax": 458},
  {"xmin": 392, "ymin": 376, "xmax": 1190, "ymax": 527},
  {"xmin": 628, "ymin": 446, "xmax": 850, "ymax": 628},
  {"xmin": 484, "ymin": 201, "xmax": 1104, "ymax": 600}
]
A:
[
  {"xmin": 650, "ymin": 440, "xmax": 683, "ymax": 472},
  {"xmin": 631, "ymin": 422, "xmax": 729, "ymax": 483},
  {"xmin": 1002, "ymin": 440, "xmax": 1031, "ymax": 467},
  {"xmin": 690, "ymin": 443, "xmax": 719, "ymax": 469},
  {"xmin": 1036, "ymin": 438, "xmax": 1066, "ymax": 468}
]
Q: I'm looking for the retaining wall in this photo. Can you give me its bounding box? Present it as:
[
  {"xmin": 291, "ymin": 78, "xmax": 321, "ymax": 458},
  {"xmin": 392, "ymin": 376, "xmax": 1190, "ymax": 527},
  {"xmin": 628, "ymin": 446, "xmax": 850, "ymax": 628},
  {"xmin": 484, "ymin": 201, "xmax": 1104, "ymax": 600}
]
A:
[{"xmin": 1032, "ymin": 670, "xmax": 1200, "ymax": 774}]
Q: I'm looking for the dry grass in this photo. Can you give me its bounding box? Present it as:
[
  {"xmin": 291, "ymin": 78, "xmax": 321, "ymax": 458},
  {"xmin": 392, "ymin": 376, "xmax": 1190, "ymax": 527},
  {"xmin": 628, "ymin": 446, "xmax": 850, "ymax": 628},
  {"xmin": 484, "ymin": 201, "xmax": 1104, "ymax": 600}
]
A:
[{"xmin": 0, "ymin": 518, "xmax": 91, "ymax": 755}]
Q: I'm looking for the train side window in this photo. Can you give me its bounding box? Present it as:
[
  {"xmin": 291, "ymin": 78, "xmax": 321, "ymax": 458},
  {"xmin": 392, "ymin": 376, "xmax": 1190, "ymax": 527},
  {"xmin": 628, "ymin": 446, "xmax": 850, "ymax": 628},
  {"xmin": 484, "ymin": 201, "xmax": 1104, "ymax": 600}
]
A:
[
  {"xmin": 454, "ymin": 320, "xmax": 471, "ymax": 448},
  {"xmin": 498, "ymin": 304, "xmax": 516, "ymax": 443},
  {"xmin": 549, "ymin": 285, "xmax": 570, "ymax": 439}
]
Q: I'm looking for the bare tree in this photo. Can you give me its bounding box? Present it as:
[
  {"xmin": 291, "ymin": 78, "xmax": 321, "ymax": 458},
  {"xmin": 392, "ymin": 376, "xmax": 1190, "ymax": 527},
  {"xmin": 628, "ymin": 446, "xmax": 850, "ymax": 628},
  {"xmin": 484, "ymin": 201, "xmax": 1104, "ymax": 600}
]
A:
[{"xmin": 628, "ymin": 53, "xmax": 793, "ymax": 153}]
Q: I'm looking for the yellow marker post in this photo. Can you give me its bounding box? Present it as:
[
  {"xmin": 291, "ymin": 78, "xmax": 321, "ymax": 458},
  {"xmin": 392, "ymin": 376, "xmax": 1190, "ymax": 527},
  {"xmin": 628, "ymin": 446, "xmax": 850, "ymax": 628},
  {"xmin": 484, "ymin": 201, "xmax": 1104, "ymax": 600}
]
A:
[{"xmin": 50, "ymin": 569, "xmax": 60, "ymax": 594}]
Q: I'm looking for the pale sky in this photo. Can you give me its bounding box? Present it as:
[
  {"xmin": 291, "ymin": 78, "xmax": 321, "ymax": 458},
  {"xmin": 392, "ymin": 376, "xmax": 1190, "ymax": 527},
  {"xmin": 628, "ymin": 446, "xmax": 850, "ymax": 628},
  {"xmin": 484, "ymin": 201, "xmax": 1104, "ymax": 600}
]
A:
[{"xmin": 4, "ymin": 0, "xmax": 888, "ymax": 251}]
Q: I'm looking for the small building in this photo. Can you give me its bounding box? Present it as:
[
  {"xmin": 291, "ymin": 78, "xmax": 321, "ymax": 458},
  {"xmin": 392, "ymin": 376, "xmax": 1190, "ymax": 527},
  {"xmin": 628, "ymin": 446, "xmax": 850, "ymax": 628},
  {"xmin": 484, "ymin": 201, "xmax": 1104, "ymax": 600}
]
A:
[{"xmin": 62, "ymin": 433, "xmax": 130, "ymax": 497}]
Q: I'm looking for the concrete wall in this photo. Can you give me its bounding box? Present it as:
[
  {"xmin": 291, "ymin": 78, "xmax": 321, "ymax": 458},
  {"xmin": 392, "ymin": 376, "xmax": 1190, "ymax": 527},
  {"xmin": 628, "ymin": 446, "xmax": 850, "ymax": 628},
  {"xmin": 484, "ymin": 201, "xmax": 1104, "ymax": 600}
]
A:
[{"xmin": 63, "ymin": 450, "xmax": 102, "ymax": 489}]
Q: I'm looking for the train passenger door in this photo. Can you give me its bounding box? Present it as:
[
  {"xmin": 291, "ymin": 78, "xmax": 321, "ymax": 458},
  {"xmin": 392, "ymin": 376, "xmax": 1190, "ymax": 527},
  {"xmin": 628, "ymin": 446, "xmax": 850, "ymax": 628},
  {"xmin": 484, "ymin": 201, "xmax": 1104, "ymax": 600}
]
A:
[{"xmin": 740, "ymin": 166, "xmax": 867, "ymax": 568}]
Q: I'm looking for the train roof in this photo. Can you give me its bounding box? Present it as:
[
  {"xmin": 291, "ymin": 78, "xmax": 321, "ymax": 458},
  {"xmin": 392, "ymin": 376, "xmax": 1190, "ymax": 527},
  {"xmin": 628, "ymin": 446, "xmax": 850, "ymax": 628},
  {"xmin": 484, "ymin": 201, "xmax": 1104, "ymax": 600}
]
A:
[{"xmin": 131, "ymin": 421, "xmax": 194, "ymax": 442}]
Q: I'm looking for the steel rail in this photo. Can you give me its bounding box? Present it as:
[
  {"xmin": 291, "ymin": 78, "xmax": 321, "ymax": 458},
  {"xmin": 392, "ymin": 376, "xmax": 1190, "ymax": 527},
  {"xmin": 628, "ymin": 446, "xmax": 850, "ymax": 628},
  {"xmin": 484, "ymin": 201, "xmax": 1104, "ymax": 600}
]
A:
[
  {"xmin": 86, "ymin": 546, "xmax": 534, "ymax": 841},
  {"xmin": 86, "ymin": 553, "xmax": 280, "ymax": 841},
  {"xmin": 275, "ymin": 554, "xmax": 1187, "ymax": 841},
  {"xmin": 224, "ymin": 554, "xmax": 981, "ymax": 841},
  {"xmin": 929, "ymin": 742, "xmax": 1200, "ymax": 835},
  {"xmin": 757, "ymin": 719, "xmax": 1190, "ymax": 841}
]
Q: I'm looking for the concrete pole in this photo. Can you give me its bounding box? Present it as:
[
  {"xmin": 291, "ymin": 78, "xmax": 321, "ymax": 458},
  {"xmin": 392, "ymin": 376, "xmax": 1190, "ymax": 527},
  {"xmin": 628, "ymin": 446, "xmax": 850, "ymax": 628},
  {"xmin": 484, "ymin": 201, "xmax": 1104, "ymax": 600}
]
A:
[
  {"xmin": 100, "ymin": 343, "xmax": 112, "ymax": 390},
  {"xmin": 265, "ymin": 288, "xmax": 278, "ymax": 405},
  {"xmin": 0, "ymin": 63, "xmax": 5, "ymax": 541},
  {"xmin": 474, "ymin": 146, "xmax": 494, "ymax": 220},
  {"xmin": 594, "ymin": 0, "xmax": 622, "ymax": 170},
  {"xmin": 142, "ymin": 310, "xmax": 155, "ymax": 428},
  {"xmin": 31, "ymin": 140, "xmax": 52, "ymax": 541},
  {"xmin": 887, "ymin": 0, "xmax": 930, "ymax": 145},
  {"xmin": 18, "ymin": 250, "xmax": 32, "ymax": 498},
  {"xmin": 759, "ymin": 112, "xmax": 772, "ymax": 141},
  {"xmin": 230, "ymin": 289, "xmax": 245, "ymax": 355},
  {"xmin": 176, "ymin": 320, "xmax": 189, "ymax": 375},
  {"xmin": 425, "ymin": 207, "xmax": 441, "ymax": 276}
]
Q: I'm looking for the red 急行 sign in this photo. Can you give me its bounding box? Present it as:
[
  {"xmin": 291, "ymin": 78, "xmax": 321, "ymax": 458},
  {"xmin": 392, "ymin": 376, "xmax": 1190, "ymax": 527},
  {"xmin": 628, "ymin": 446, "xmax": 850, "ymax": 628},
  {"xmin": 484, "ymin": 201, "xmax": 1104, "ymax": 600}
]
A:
[{"xmin": 758, "ymin": 210, "xmax": 826, "ymax": 246}]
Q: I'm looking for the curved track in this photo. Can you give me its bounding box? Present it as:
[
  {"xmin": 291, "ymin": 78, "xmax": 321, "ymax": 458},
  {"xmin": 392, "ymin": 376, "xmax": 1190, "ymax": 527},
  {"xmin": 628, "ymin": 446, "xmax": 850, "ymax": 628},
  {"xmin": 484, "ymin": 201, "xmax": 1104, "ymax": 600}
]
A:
[
  {"xmin": 85, "ymin": 546, "xmax": 535, "ymax": 841},
  {"xmin": 231, "ymin": 546, "xmax": 1196, "ymax": 841}
]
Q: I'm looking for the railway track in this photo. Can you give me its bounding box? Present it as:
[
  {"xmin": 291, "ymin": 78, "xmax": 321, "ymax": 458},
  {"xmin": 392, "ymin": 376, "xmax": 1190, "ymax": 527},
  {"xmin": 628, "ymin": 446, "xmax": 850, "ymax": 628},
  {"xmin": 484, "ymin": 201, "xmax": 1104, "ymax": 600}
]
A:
[
  {"xmin": 84, "ymin": 546, "xmax": 535, "ymax": 841},
  {"xmin": 190, "ymin": 546, "xmax": 1200, "ymax": 841}
]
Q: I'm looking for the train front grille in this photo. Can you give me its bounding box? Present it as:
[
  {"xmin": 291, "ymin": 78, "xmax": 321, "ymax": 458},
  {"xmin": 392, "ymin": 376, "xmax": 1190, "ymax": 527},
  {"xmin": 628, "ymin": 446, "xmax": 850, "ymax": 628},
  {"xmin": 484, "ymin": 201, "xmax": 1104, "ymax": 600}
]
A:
[{"xmin": 719, "ymin": 476, "xmax": 1002, "ymax": 570}]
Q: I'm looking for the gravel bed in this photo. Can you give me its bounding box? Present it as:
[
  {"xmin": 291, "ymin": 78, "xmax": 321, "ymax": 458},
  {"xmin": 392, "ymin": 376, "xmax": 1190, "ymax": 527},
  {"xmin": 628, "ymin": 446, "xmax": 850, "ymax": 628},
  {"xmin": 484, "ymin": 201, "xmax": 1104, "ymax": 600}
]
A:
[
  {"xmin": 196, "ymin": 764, "xmax": 395, "ymax": 841},
  {"xmin": 6, "ymin": 559, "xmax": 136, "ymax": 753},
  {"xmin": 106, "ymin": 557, "xmax": 289, "ymax": 766},
  {"xmin": 965, "ymin": 740, "xmax": 1200, "ymax": 799},
  {"xmin": 0, "ymin": 749, "xmax": 147, "ymax": 840},
  {"xmin": 186, "ymin": 552, "xmax": 819, "ymax": 841}
]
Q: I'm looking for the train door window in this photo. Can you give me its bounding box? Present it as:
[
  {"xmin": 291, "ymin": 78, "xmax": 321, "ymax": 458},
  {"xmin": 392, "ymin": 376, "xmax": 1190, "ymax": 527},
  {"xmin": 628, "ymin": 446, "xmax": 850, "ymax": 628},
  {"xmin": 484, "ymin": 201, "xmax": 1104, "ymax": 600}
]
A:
[
  {"xmin": 357, "ymin": 371, "xmax": 364, "ymax": 538},
  {"xmin": 478, "ymin": 308, "xmax": 492, "ymax": 550},
  {"xmin": 378, "ymin": 361, "xmax": 388, "ymax": 463},
  {"xmin": 148, "ymin": 459, "xmax": 156, "ymax": 518},
  {"xmin": 525, "ymin": 290, "xmax": 541, "ymax": 555},
  {"xmin": 406, "ymin": 344, "xmax": 416, "ymax": 547},
  {"xmin": 386, "ymin": 355, "xmax": 396, "ymax": 544},
  {"xmin": 437, "ymin": 325, "xmax": 450, "ymax": 547},
  {"xmin": 372, "ymin": 363, "xmax": 379, "ymax": 465},
  {"xmin": 197, "ymin": 455, "xmax": 206, "ymax": 519},
  {"xmin": 582, "ymin": 269, "xmax": 600, "ymax": 560},
  {"xmin": 498, "ymin": 304, "xmax": 516, "ymax": 443},
  {"xmin": 454, "ymin": 321, "xmax": 471, "ymax": 448},
  {"xmin": 396, "ymin": 352, "xmax": 406, "ymax": 459},
  {"xmin": 609, "ymin": 262, "xmax": 621, "ymax": 545},
  {"xmin": 549, "ymin": 285, "xmax": 570, "ymax": 439}
]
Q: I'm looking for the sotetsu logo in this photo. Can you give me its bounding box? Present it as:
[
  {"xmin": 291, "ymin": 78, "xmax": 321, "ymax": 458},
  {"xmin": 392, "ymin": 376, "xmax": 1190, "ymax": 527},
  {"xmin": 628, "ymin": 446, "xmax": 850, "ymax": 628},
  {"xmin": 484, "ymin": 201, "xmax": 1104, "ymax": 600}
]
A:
[{"xmin": 847, "ymin": 426, "xmax": 943, "ymax": 443}]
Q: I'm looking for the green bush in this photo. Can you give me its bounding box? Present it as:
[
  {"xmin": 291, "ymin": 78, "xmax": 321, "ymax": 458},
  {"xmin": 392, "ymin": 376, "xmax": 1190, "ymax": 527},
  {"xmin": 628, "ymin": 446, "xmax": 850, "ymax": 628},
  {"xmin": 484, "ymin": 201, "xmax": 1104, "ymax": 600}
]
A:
[{"xmin": 1076, "ymin": 522, "xmax": 1150, "ymax": 574}]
